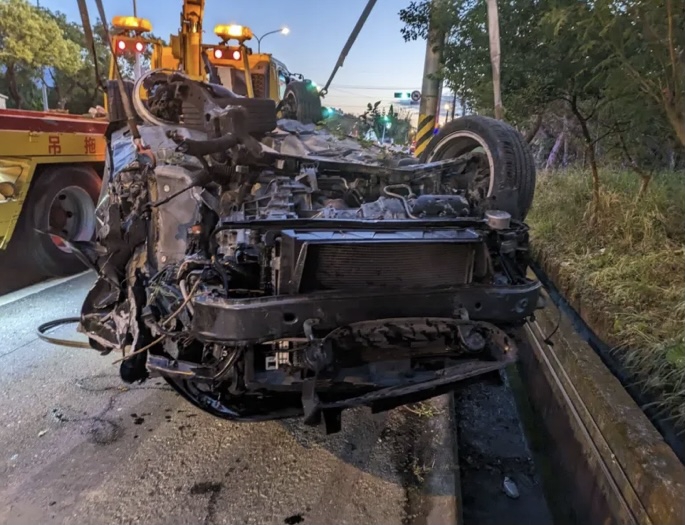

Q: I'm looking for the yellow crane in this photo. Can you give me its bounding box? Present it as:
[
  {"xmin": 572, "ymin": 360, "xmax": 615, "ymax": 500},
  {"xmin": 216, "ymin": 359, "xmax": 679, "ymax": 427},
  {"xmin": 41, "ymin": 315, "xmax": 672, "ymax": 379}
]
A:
[
  {"xmin": 106, "ymin": 1, "xmax": 323, "ymax": 123},
  {"xmin": 0, "ymin": 0, "xmax": 377, "ymax": 278}
]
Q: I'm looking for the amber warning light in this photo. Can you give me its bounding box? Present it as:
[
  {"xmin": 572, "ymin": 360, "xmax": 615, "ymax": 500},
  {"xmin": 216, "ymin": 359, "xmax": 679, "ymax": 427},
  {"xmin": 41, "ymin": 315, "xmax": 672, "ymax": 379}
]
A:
[
  {"xmin": 111, "ymin": 16, "xmax": 152, "ymax": 33},
  {"xmin": 214, "ymin": 24, "xmax": 253, "ymax": 42}
]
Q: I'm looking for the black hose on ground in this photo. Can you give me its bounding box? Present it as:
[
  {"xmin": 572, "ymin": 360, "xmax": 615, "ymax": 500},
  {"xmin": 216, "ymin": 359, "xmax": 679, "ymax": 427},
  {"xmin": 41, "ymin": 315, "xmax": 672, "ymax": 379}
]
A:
[{"xmin": 36, "ymin": 317, "xmax": 92, "ymax": 349}]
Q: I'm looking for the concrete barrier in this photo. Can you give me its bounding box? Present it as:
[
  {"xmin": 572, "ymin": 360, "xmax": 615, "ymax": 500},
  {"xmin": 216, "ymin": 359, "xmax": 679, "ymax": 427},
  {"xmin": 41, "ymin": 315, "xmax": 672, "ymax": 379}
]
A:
[
  {"xmin": 519, "ymin": 288, "xmax": 685, "ymax": 525},
  {"xmin": 422, "ymin": 394, "xmax": 461, "ymax": 525}
]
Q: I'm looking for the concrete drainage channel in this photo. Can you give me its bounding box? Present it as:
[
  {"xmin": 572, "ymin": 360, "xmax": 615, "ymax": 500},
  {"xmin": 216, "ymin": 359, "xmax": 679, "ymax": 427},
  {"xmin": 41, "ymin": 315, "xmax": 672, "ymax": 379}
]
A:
[
  {"xmin": 408, "ymin": 352, "xmax": 557, "ymax": 525},
  {"xmin": 422, "ymin": 290, "xmax": 685, "ymax": 525},
  {"xmin": 517, "ymin": 289, "xmax": 685, "ymax": 525},
  {"xmin": 388, "ymin": 382, "xmax": 553, "ymax": 525}
]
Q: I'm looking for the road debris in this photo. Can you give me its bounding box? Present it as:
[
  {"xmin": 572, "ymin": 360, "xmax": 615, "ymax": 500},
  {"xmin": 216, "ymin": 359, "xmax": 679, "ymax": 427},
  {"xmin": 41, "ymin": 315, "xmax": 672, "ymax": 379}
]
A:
[
  {"xmin": 51, "ymin": 407, "xmax": 69, "ymax": 423},
  {"xmin": 503, "ymin": 475, "xmax": 520, "ymax": 499}
]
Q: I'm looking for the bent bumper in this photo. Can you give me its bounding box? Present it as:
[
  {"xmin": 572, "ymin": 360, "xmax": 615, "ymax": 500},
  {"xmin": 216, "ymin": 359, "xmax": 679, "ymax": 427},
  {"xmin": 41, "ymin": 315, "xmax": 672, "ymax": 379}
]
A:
[{"xmin": 191, "ymin": 280, "xmax": 542, "ymax": 343}]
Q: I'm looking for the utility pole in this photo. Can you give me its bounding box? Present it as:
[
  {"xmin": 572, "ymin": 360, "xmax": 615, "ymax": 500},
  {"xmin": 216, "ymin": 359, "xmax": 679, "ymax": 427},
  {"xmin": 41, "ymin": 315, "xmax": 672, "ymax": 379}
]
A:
[
  {"xmin": 133, "ymin": 0, "xmax": 142, "ymax": 79},
  {"xmin": 486, "ymin": 0, "xmax": 503, "ymax": 120},
  {"xmin": 414, "ymin": 0, "xmax": 446, "ymax": 158}
]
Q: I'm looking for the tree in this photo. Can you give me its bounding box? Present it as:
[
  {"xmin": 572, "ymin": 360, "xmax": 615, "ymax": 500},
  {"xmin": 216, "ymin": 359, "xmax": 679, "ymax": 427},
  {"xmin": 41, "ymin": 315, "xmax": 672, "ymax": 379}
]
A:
[
  {"xmin": 399, "ymin": 0, "xmax": 561, "ymax": 129},
  {"xmin": 590, "ymin": 0, "xmax": 685, "ymax": 147},
  {"xmin": 360, "ymin": 102, "xmax": 413, "ymax": 145},
  {"xmin": 45, "ymin": 10, "xmax": 110, "ymax": 114},
  {"xmin": 0, "ymin": 66, "xmax": 42, "ymax": 109},
  {"xmin": 0, "ymin": 0, "xmax": 81, "ymax": 108},
  {"xmin": 399, "ymin": 0, "xmax": 684, "ymax": 209},
  {"xmin": 46, "ymin": 9, "xmax": 165, "ymax": 114}
]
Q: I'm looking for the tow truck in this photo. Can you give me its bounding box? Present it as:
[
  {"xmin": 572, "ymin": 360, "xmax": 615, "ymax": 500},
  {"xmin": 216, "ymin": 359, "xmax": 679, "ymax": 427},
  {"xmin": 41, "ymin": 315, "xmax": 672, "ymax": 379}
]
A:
[
  {"xmin": 0, "ymin": 109, "xmax": 107, "ymax": 276},
  {"xmin": 201, "ymin": 25, "xmax": 323, "ymax": 123},
  {"xmin": 109, "ymin": 3, "xmax": 323, "ymax": 123},
  {"xmin": 0, "ymin": 1, "xmax": 323, "ymax": 278}
]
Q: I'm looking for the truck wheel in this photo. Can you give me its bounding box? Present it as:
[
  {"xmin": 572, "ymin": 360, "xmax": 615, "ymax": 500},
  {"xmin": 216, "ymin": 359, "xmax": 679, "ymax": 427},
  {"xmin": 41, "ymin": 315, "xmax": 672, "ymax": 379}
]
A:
[
  {"xmin": 420, "ymin": 115, "xmax": 536, "ymax": 220},
  {"xmin": 17, "ymin": 165, "xmax": 101, "ymax": 277},
  {"xmin": 281, "ymin": 81, "xmax": 323, "ymax": 124}
]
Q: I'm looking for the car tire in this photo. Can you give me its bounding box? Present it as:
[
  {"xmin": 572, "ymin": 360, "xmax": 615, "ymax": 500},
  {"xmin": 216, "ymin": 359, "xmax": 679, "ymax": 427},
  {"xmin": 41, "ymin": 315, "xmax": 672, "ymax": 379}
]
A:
[
  {"xmin": 282, "ymin": 81, "xmax": 323, "ymax": 124},
  {"xmin": 420, "ymin": 115, "xmax": 536, "ymax": 220},
  {"xmin": 15, "ymin": 165, "xmax": 101, "ymax": 277}
]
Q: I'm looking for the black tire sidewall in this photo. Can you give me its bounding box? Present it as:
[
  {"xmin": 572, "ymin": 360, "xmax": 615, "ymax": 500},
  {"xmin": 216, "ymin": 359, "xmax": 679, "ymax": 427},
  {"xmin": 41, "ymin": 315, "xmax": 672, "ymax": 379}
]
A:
[
  {"xmin": 19, "ymin": 165, "xmax": 101, "ymax": 276},
  {"xmin": 420, "ymin": 116, "xmax": 535, "ymax": 220},
  {"xmin": 283, "ymin": 81, "xmax": 323, "ymax": 124},
  {"xmin": 223, "ymin": 97, "xmax": 277, "ymax": 135}
]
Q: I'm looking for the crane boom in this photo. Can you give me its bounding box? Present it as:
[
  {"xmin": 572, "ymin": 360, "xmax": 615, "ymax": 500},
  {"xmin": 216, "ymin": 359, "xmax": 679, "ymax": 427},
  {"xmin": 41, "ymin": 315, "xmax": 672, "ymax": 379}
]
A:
[{"xmin": 179, "ymin": 0, "xmax": 205, "ymax": 78}]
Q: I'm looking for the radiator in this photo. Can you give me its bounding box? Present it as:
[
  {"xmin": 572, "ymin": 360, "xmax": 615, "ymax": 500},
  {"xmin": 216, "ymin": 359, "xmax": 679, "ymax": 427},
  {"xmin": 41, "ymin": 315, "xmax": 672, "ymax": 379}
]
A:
[{"xmin": 299, "ymin": 242, "xmax": 475, "ymax": 292}]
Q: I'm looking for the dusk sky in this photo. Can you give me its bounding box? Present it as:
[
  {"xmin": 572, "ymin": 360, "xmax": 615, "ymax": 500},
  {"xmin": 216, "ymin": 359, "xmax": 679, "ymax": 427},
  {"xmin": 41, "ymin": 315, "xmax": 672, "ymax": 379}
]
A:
[{"xmin": 39, "ymin": 0, "xmax": 428, "ymax": 116}]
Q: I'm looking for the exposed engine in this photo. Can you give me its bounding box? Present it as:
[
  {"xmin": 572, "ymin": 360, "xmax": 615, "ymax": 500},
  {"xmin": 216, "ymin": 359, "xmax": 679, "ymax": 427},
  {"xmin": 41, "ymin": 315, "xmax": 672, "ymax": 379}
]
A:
[{"xmin": 79, "ymin": 71, "xmax": 541, "ymax": 432}]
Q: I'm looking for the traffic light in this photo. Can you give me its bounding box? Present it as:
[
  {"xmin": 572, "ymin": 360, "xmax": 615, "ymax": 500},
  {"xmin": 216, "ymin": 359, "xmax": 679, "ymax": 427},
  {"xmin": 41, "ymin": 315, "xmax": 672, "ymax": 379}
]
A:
[{"xmin": 113, "ymin": 36, "xmax": 147, "ymax": 54}]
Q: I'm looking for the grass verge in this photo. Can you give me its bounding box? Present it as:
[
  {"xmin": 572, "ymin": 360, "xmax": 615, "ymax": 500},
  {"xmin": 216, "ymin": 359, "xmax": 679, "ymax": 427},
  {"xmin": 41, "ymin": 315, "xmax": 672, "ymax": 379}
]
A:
[{"xmin": 527, "ymin": 168, "xmax": 685, "ymax": 430}]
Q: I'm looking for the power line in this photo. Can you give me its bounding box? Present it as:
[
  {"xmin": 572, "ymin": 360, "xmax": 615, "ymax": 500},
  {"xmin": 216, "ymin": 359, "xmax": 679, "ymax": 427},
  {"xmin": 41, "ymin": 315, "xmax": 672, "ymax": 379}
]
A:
[
  {"xmin": 325, "ymin": 93, "xmax": 391, "ymax": 98},
  {"xmin": 330, "ymin": 84, "xmax": 419, "ymax": 90},
  {"xmin": 330, "ymin": 84, "xmax": 457, "ymax": 97},
  {"xmin": 326, "ymin": 102, "xmax": 421, "ymax": 108}
]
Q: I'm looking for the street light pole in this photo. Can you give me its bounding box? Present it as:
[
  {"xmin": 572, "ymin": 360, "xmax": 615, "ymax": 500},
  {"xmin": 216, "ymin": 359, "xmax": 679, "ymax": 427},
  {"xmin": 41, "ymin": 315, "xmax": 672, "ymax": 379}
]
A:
[{"xmin": 256, "ymin": 27, "xmax": 290, "ymax": 53}]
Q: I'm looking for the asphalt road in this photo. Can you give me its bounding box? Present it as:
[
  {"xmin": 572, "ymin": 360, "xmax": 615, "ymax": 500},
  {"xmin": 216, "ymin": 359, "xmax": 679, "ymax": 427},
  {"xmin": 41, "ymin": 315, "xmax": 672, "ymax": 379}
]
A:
[
  {"xmin": 0, "ymin": 272, "xmax": 451, "ymax": 525},
  {"xmin": 0, "ymin": 248, "xmax": 48, "ymax": 296}
]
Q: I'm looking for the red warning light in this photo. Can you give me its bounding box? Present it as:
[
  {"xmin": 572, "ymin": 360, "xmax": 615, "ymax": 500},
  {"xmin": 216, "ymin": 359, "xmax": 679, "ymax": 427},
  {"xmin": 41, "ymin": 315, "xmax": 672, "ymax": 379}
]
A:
[
  {"xmin": 213, "ymin": 48, "xmax": 223, "ymax": 59},
  {"xmin": 135, "ymin": 41, "xmax": 144, "ymax": 53},
  {"xmin": 232, "ymin": 49, "xmax": 241, "ymax": 60},
  {"xmin": 116, "ymin": 39, "xmax": 126, "ymax": 52}
]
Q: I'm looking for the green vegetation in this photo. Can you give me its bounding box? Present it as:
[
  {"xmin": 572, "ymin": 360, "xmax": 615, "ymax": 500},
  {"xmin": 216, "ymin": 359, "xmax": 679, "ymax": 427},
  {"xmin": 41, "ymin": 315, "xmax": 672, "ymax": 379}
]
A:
[
  {"xmin": 403, "ymin": 401, "xmax": 443, "ymax": 418},
  {"xmin": 400, "ymin": 0, "xmax": 684, "ymax": 217},
  {"xmin": 323, "ymin": 102, "xmax": 414, "ymax": 145},
  {"xmin": 401, "ymin": 0, "xmax": 685, "ymax": 428},
  {"xmin": 0, "ymin": 0, "xmax": 82, "ymax": 109},
  {"xmin": 528, "ymin": 169, "xmax": 685, "ymax": 426},
  {"xmin": 0, "ymin": 0, "xmax": 161, "ymax": 113}
]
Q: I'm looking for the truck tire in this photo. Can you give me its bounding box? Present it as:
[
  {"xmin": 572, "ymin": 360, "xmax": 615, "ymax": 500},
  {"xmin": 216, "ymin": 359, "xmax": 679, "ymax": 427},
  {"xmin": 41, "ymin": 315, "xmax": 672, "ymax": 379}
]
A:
[
  {"xmin": 420, "ymin": 115, "xmax": 536, "ymax": 220},
  {"xmin": 16, "ymin": 165, "xmax": 101, "ymax": 277},
  {"xmin": 282, "ymin": 81, "xmax": 323, "ymax": 124}
]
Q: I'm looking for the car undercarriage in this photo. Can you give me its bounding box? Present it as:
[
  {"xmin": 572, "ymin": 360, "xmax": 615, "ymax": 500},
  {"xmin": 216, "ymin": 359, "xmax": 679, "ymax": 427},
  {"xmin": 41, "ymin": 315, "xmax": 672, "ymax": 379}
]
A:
[{"xmin": 78, "ymin": 71, "xmax": 541, "ymax": 433}]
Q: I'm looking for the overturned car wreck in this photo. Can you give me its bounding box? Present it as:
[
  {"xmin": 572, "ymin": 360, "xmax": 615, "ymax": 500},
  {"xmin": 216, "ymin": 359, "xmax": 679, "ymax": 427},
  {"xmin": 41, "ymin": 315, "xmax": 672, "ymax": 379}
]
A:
[{"xmin": 79, "ymin": 71, "xmax": 541, "ymax": 433}]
